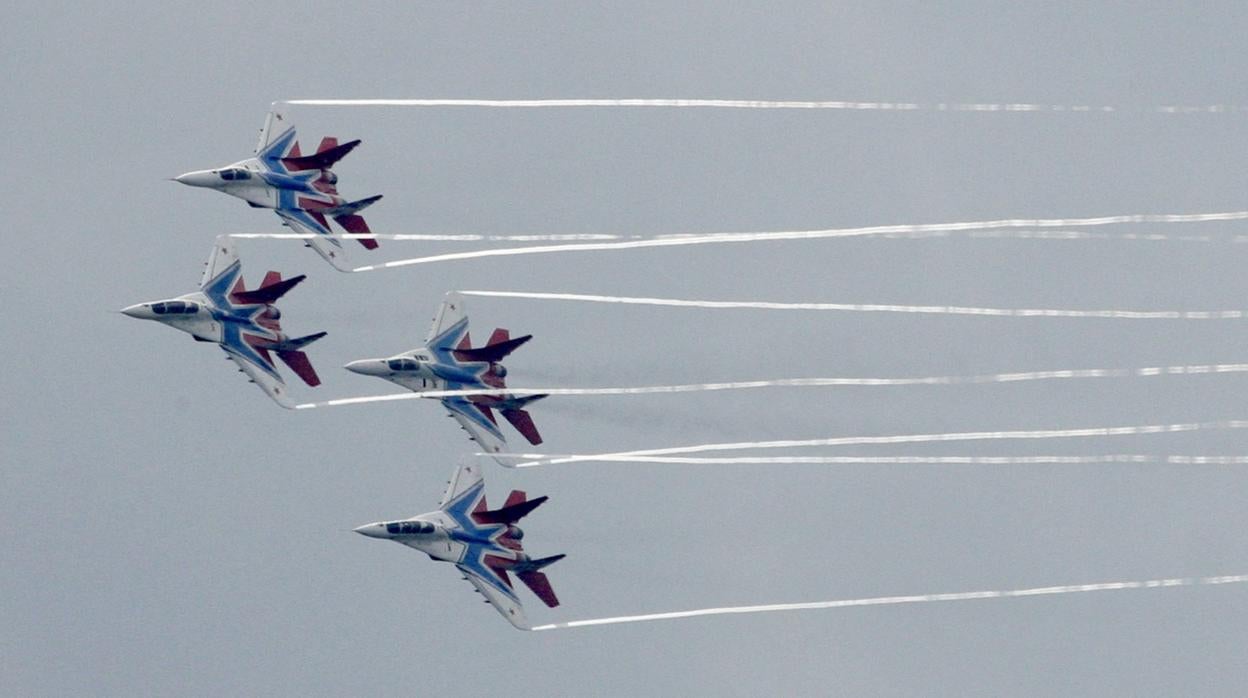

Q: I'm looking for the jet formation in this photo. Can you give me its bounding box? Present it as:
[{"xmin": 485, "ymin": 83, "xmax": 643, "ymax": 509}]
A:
[
  {"xmin": 174, "ymin": 107, "xmax": 382, "ymax": 272},
  {"xmin": 355, "ymin": 462, "xmax": 564, "ymax": 629},
  {"xmin": 135, "ymin": 109, "xmax": 558, "ymax": 629},
  {"xmin": 346, "ymin": 292, "xmax": 548, "ymax": 463}
]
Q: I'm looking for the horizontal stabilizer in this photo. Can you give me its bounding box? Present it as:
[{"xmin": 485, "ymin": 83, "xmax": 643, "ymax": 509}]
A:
[
  {"xmin": 278, "ymin": 331, "xmax": 327, "ymax": 351},
  {"xmin": 501, "ymin": 407, "xmax": 543, "ymax": 446},
  {"xmin": 328, "ymin": 194, "xmax": 383, "ymax": 217},
  {"xmin": 453, "ymin": 334, "xmax": 532, "ymax": 363},
  {"xmin": 231, "ymin": 274, "xmax": 306, "ymax": 305},
  {"xmin": 258, "ymin": 331, "xmax": 327, "ymax": 353},
  {"xmin": 281, "ymin": 138, "xmax": 361, "ymax": 171},
  {"xmin": 277, "ymin": 349, "xmax": 321, "ymax": 387},
  {"xmin": 516, "ymin": 555, "xmax": 565, "ymax": 608},
  {"xmin": 474, "ymin": 495, "xmax": 549, "ymax": 525},
  {"xmin": 333, "ymin": 212, "xmax": 379, "ymax": 250}
]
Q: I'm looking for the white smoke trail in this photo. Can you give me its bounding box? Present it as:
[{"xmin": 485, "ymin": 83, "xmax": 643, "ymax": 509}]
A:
[
  {"xmin": 285, "ymin": 98, "xmax": 1247, "ymax": 114},
  {"xmin": 228, "ymin": 228, "xmax": 1228, "ymax": 244},
  {"xmin": 506, "ymin": 454, "xmax": 1160, "ymax": 465},
  {"xmin": 460, "ymin": 290, "xmax": 1248, "ymax": 320},
  {"xmin": 1168, "ymin": 455, "xmax": 1248, "ymax": 464},
  {"xmin": 348, "ymin": 210, "xmax": 1248, "ymax": 270},
  {"xmin": 292, "ymin": 363, "xmax": 1248, "ymax": 409},
  {"xmin": 506, "ymin": 420, "xmax": 1248, "ymax": 467},
  {"xmin": 229, "ymin": 232, "xmax": 628, "ymax": 241},
  {"xmin": 529, "ymin": 573, "xmax": 1248, "ymax": 630}
]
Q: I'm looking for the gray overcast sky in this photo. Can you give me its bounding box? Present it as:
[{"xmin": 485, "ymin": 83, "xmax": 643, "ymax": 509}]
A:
[{"xmin": 7, "ymin": 2, "xmax": 1248, "ymax": 695}]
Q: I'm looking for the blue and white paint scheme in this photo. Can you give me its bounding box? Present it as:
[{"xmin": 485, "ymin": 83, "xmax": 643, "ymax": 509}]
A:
[
  {"xmin": 121, "ymin": 237, "xmax": 326, "ymax": 408},
  {"xmin": 173, "ymin": 104, "xmax": 382, "ymax": 272},
  {"xmin": 345, "ymin": 292, "xmax": 547, "ymax": 463},
  {"xmin": 354, "ymin": 462, "xmax": 565, "ymax": 630}
]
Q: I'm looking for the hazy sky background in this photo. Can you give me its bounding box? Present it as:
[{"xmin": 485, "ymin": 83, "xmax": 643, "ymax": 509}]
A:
[{"xmin": 7, "ymin": 3, "xmax": 1248, "ymax": 695}]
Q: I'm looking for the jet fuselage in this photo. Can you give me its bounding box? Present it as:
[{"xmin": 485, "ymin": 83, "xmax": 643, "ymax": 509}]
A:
[
  {"xmin": 354, "ymin": 515, "xmax": 526, "ymax": 566},
  {"xmin": 122, "ymin": 292, "xmax": 283, "ymax": 345},
  {"xmin": 344, "ymin": 352, "xmax": 504, "ymax": 393},
  {"xmin": 175, "ymin": 157, "xmax": 340, "ymax": 211}
]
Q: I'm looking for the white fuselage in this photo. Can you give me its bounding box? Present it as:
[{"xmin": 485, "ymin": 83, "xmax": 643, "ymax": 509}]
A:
[
  {"xmin": 175, "ymin": 159, "xmax": 282, "ymax": 209},
  {"xmin": 121, "ymin": 293, "xmax": 224, "ymax": 342},
  {"xmin": 344, "ymin": 351, "xmax": 495, "ymax": 393},
  {"xmin": 354, "ymin": 513, "xmax": 524, "ymax": 566},
  {"xmin": 121, "ymin": 292, "xmax": 285, "ymax": 347}
]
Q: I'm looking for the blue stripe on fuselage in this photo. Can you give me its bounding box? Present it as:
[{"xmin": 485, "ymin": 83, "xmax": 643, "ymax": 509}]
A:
[
  {"xmin": 441, "ymin": 481, "xmax": 517, "ymax": 600},
  {"xmin": 199, "ymin": 261, "xmax": 281, "ymax": 380}
]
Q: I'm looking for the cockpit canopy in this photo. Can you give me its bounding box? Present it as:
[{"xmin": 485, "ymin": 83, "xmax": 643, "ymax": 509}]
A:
[
  {"xmin": 219, "ymin": 168, "xmax": 252, "ymax": 181},
  {"xmin": 386, "ymin": 521, "xmax": 434, "ymax": 535},
  {"xmin": 151, "ymin": 301, "xmax": 199, "ymax": 315},
  {"xmin": 386, "ymin": 358, "xmax": 421, "ymax": 372}
]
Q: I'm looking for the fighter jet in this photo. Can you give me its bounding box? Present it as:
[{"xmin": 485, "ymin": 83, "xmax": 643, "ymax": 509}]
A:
[
  {"xmin": 121, "ymin": 238, "xmax": 325, "ymax": 408},
  {"xmin": 173, "ymin": 105, "xmax": 382, "ymax": 272},
  {"xmin": 344, "ymin": 292, "xmax": 547, "ymax": 462},
  {"xmin": 354, "ymin": 462, "xmax": 564, "ymax": 629}
]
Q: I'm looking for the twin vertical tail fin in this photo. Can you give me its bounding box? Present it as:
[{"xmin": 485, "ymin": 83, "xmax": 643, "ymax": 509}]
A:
[
  {"xmin": 281, "ymin": 137, "xmax": 362, "ymax": 172},
  {"xmin": 473, "ymin": 492, "xmax": 549, "ymax": 525},
  {"xmin": 473, "ymin": 491, "xmax": 564, "ymax": 608},
  {"xmin": 453, "ymin": 330, "xmax": 533, "ymax": 363},
  {"xmin": 282, "ymin": 135, "xmax": 383, "ymax": 251},
  {"xmin": 230, "ymin": 272, "xmax": 307, "ymax": 305}
]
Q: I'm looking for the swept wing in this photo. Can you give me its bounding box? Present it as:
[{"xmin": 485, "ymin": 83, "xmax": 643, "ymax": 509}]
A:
[
  {"xmin": 253, "ymin": 103, "xmax": 290, "ymax": 155},
  {"xmin": 456, "ymin": 563, "xmax": 529, "ymax": 629},
  {"xmin": 224, "ymin": 348, "xmax": 296, "ymax": 409},
  {"xmin": 274, "ymin": 209, "xmax": 354, "ymax": 273},
  {"xmin": 438, "ymin": 462, "xmax": 486, "ymax": 507},
  {"xmin": 437, "ymin": 464, "xmax": 529, "ymax": 629},
  {"xmin": 199, "ymin": 237, "xmax": 241, "ymax": 291},
  {"xmin": 197, "ymin": 237, "xmax": 297, "ymax": 408},
  {"xmin": 425, "ymin": 292, "xmax": 468, "ymax": 345},
  {"xmin": 441, "ymin": 397, "xmax": 508, "ymax": 460}
]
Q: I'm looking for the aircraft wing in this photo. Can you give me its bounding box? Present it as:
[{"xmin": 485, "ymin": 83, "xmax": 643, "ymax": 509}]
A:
[
  {"xmin": 223, "ymin": 347, "xmax": 296, "ymax": 409},
  {"xmin": 456, "ymin": 563, "xmax": 529, "ymax": 630},
  {"xmin": 254, "ymin": 103, "xmax": 291, "ymax": 155},
  {"xmin": 441, "ymin": 397, "xmax": 508, "ymax": 461},
  {"xmin": 274, "ymin": 209, "xmax": 354, "ymax": 273},
  {"xmin": 199, "ymin": 237, "xmax": 240, "ymax": 291},
  {"xmin": 438, "ymin": 462, "xmax": 486, "ymax": 507},
  {"xmin": 425, "ymin": 292, "xmax": 468, "ymax": 345}
]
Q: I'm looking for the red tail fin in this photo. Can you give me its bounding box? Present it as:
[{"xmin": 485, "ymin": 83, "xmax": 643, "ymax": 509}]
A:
[
  {"xmin": 231, "ymin": 274, "xmax": 307, "ymax": 305},
  {"xmin": 453, "ymin": 334, "xmax": 532, "ymax": 363},
  {"xmin": 317, "ymin": 137, "xmax": 339, "ymax": 153},
  {"xmin": 487, "ymin": 328, "xmax": 510, "ymax": 346},
  {"xmin": 281, "ymin": 139, "xmax": 361, "ymax": 171},
  {"xmin": 260, "ymin": 271, "xmax": 282, "ymax": 288},
  {"xmin": 473, "ymin": 495, "xmax": 548, "ymax": 525}
]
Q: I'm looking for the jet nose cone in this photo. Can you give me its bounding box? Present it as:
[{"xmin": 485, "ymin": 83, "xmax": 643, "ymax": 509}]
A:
[
  {"xmin": 353, "ymin": 523, "xmax": 386, "ymax": 538},
  {"xmin": 173, "ymin": 170, "xmax": 214, "ymax": 187},
  {"xmin": 345, "ymin": 359, "xmax": 385, "ymax": 376},
  {"xmin": 120, "ymin": 303, "xmax": 149, "ymax": 319}
]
